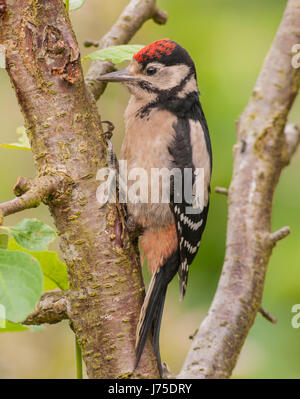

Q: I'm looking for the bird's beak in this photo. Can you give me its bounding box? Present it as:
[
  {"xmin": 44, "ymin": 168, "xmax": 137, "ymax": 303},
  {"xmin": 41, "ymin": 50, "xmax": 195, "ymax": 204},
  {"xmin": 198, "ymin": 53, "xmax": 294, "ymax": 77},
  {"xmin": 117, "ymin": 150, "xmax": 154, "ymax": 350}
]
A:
[{"xmin": 98, "ymin": 68, "xmax": 137, "ymax": 83}]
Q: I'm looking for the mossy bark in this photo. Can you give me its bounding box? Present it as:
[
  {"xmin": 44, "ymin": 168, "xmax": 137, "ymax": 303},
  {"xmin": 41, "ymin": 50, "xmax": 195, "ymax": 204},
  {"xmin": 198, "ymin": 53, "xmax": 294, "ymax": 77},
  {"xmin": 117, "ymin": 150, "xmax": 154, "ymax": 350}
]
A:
[{"xmin": 0, "ymin": 0, "xmax": 159, "ymax": 378}]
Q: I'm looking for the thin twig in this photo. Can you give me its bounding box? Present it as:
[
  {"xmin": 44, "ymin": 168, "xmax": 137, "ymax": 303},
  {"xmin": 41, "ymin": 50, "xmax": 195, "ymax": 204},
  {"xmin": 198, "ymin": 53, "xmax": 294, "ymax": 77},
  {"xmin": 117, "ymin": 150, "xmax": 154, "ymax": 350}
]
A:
[
  {"xmin": 259, "ymin": 306, "xmax": 277, "ymax": 324},
  {"xmin": 152, "ymin": 8, "xmax": 168, "ymax": 25},
  {"xmin": 270, "ymin": 226, "xmax": 291, "ymax": 244},
  {"xmin": 83, "ymin": 39, "xmax": 100, "ymax": 48},
  {"xmin": 13, "ymin": 176, "xmax": 33, "ymax": 196},
  {"xmin": 188, "ymin": 328, "xmax": 199, "ymax": 340},
  {"xmin": 23, "ymin": 291, "xmax": 68, "ymax": 325},
  {"xmin": 0, "ymin": 176, "xmax": 59, "ymax": 223},
  {"xmin": 215, "ymin": 187, "xmax": 229, "ymax": 196},
  {"xmin": 85, "ymin": 0, "xmax": 168, "ymax": 100}
]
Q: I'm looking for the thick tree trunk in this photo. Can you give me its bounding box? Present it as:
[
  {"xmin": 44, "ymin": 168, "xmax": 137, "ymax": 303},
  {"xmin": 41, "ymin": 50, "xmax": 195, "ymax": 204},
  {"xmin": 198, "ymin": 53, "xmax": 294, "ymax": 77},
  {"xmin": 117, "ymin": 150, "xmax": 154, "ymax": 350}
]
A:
[
  {"xmin": 1, "ymin": 0, "xmax": 299, "ymax": 380},
  {"xmin": 0, "ymin": 0, "xmax": 159, "ymax": 378}
]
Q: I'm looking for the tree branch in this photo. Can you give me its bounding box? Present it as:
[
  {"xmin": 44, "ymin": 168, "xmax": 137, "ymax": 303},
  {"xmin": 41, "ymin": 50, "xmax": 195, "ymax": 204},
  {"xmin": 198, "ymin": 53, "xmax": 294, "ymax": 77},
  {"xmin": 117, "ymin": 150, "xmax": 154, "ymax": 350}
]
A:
[
  {"xmin": 0, "ymin": 176, "xmax": 59, "ymax": 222},
  {"xmin": 270, "ymin": 226, "xmax": 291, "ymax": 245},
  {"xmin": 259, "ymin": 306, "xmax": 277, "ymax": 324},
  {"xmin": 214, "ymin": 122, "xmax": 300, "ymax": 196},
  {"xmin": 23, "ymin": 290, "xmax": 68, "ymax": 325},
  {"xmin": 85, "ymin": 0, "xmax": 168, "ymax": 100},
  {"xmin": 179, "ymin": 0, "xmax": 300, "ymax": 379},
  {"xmin": 215, "ymin": 187, "xmax": 229, "ymax": 196}
]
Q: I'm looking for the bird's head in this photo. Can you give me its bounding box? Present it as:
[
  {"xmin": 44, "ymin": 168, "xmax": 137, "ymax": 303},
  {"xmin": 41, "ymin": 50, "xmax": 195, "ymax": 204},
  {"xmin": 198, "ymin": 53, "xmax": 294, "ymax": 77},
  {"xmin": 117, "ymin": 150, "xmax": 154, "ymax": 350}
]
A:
[{"xmin": 99, "ymin": 39, "xmax": 198, "ymax": 100}]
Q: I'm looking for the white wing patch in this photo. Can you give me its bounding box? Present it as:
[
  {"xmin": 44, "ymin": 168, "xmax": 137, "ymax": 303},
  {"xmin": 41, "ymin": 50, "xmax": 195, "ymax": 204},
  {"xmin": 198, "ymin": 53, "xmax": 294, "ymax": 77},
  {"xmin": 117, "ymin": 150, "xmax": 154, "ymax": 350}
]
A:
[{"xmin": 189, "ymin": 120, "xmax": 211, "ymax": 208}]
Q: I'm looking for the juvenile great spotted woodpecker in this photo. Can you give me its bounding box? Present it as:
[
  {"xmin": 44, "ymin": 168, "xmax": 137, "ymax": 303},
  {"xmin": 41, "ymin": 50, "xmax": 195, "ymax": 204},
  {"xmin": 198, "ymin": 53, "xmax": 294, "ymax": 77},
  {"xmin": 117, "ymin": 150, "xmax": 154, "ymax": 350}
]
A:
[{"xmin": 99, "ymin": 39, "xmax": 212, "ymax": 375}]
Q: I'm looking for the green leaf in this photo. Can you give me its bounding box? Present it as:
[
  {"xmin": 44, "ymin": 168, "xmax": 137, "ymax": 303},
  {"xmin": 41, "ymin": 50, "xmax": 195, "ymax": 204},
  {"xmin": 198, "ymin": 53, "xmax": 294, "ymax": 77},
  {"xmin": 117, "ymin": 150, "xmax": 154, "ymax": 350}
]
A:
[
  {"xmin": 70, "ymin": 0, "xmax": 85, "ymax": 11},
  {"xmin": 0, "ymin": 321, "xmax": 29, "ymax": 333},
  {"xmin": 0, "ymin": 321, "xmax": 44, "ymax": 333},
  {"xmin": 0, "ymin": 249, "xmax": 43, "ymax": 323},
  {"xmin": 8, "ymin": 239, "xmax": 69, "ymax": 291},
  {"xmin": 30, "ymin": 250, "xmax": 69, "ymax": 291},
  {"xmin": 0, "ymin": 44, "xmax": 5, "ymax": 69},
  {"xmin": 0, "ymin": 234, "xmax": 8, "ymax": 249},
  {"xmin": 0, "ymin": 126, "xmax": 31, "ymax": 151},
  {"xmin": 10, "ymin": 218, "xmax": 56, "ymax": 252},
  {"xmin": 83, "ymin": 45, "xmax": 144, "ymax": 64}
]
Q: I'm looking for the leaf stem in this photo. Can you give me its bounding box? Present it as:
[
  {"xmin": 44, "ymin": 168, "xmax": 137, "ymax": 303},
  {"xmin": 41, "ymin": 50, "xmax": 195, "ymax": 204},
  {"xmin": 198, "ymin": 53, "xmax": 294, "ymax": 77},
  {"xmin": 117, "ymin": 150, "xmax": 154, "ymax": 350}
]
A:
[{"xmin": 65, "ymin": 0, "xmax": 69, "ymax": 14}]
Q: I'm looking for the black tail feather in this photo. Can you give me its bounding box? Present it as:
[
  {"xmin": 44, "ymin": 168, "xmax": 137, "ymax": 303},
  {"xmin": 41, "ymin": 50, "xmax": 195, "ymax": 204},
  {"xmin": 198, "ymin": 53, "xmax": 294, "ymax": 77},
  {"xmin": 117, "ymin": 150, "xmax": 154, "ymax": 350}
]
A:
[
  {"xmin": 152, "ymin": 290, "xmax": 166, "ymax": 376},
  {"xmin": 135, "ymin": 251, "xmax": 179, "ymax": 375},
  {"xmin": 134, "ymin": 272, "xmax": 166, "ymax": 373}
]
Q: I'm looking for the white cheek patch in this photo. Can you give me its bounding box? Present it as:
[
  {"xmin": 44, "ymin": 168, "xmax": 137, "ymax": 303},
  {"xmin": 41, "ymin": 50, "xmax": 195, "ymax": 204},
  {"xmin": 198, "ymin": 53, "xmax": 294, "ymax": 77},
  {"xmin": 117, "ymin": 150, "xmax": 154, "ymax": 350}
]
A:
[
  {"xmin": 177, "ymin": 76, "xmax": 198, "ymax": 98},
  {"xmin": 142, "ymin": 64, "xmax": 191, "ymax": 91}
]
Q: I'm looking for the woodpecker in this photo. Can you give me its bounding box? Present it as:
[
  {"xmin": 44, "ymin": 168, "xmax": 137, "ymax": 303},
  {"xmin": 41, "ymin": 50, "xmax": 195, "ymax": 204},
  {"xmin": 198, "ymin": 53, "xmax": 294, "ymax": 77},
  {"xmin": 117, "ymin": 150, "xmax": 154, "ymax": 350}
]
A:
[{"xmin": 99, "ymin": 39, "xmax": 212, "ymax": 375}]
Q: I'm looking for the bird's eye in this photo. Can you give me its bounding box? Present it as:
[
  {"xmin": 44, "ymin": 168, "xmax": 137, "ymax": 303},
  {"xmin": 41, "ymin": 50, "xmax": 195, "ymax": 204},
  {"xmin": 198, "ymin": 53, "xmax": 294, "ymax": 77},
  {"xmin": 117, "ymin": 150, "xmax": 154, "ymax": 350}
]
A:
[{"xmin": 146, "ymin": 66, "xmax": 157, "ymax": 76}]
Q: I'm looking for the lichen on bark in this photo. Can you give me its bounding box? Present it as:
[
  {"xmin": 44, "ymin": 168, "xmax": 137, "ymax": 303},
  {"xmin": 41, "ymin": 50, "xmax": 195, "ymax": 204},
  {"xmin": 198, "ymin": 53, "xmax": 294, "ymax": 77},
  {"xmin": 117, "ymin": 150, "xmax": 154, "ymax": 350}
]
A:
[{"xmin": 0, "ymin": 0, "xmax": 159, "ymax": 378}]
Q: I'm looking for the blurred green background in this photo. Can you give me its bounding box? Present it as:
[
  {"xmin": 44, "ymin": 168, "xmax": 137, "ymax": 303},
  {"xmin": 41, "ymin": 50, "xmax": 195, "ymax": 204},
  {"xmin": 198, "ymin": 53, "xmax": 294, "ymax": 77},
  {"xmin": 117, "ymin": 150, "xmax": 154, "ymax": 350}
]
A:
[{"xmin": 0, "ymin": 0, "xmax": 299, "ymax": 379}]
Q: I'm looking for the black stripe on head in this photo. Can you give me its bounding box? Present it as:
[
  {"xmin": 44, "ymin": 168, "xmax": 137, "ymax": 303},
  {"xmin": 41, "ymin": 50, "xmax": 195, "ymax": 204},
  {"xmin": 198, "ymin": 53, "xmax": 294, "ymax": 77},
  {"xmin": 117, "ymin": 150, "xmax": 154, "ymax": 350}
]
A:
[
  {"xmin": 136, "ymin": 80, "xmax": 161, "ymax": 94},
  {"xmin": 137, "ymin": 69, "xmax": 195, "ymax": 119}
]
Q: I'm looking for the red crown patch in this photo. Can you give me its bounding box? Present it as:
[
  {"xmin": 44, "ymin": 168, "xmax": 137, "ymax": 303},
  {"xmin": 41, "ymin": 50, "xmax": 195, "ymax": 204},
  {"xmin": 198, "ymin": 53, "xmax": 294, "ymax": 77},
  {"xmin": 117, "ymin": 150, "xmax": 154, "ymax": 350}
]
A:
[{"xmin": 134, "ymin": 39, "xmax": 176, "ymax": 64}]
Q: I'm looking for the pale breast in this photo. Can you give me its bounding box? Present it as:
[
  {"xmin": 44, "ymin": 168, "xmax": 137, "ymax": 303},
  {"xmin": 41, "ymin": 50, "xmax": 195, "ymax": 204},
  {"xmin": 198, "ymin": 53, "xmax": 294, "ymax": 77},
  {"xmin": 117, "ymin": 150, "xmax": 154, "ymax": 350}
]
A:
[{"xmin": 121, "ymin": 103, "xmax": 177, "ymax": 229}]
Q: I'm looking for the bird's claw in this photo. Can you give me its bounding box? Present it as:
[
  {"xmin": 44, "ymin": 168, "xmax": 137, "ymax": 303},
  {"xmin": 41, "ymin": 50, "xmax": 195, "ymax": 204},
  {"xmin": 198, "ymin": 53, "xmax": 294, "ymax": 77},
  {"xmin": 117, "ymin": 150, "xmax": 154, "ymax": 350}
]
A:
[{"xmin": 101, "ymin": 120, "xmax": 115, "ymax": 139}]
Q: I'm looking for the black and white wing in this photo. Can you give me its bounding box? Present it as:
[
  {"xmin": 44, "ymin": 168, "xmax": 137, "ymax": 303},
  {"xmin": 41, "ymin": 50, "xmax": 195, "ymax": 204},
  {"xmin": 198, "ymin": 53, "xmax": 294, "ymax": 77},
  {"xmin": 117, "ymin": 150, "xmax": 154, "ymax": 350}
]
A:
[{"xmin": 169, "ymin": 107, "xmax": 212, "ymax": 299}]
